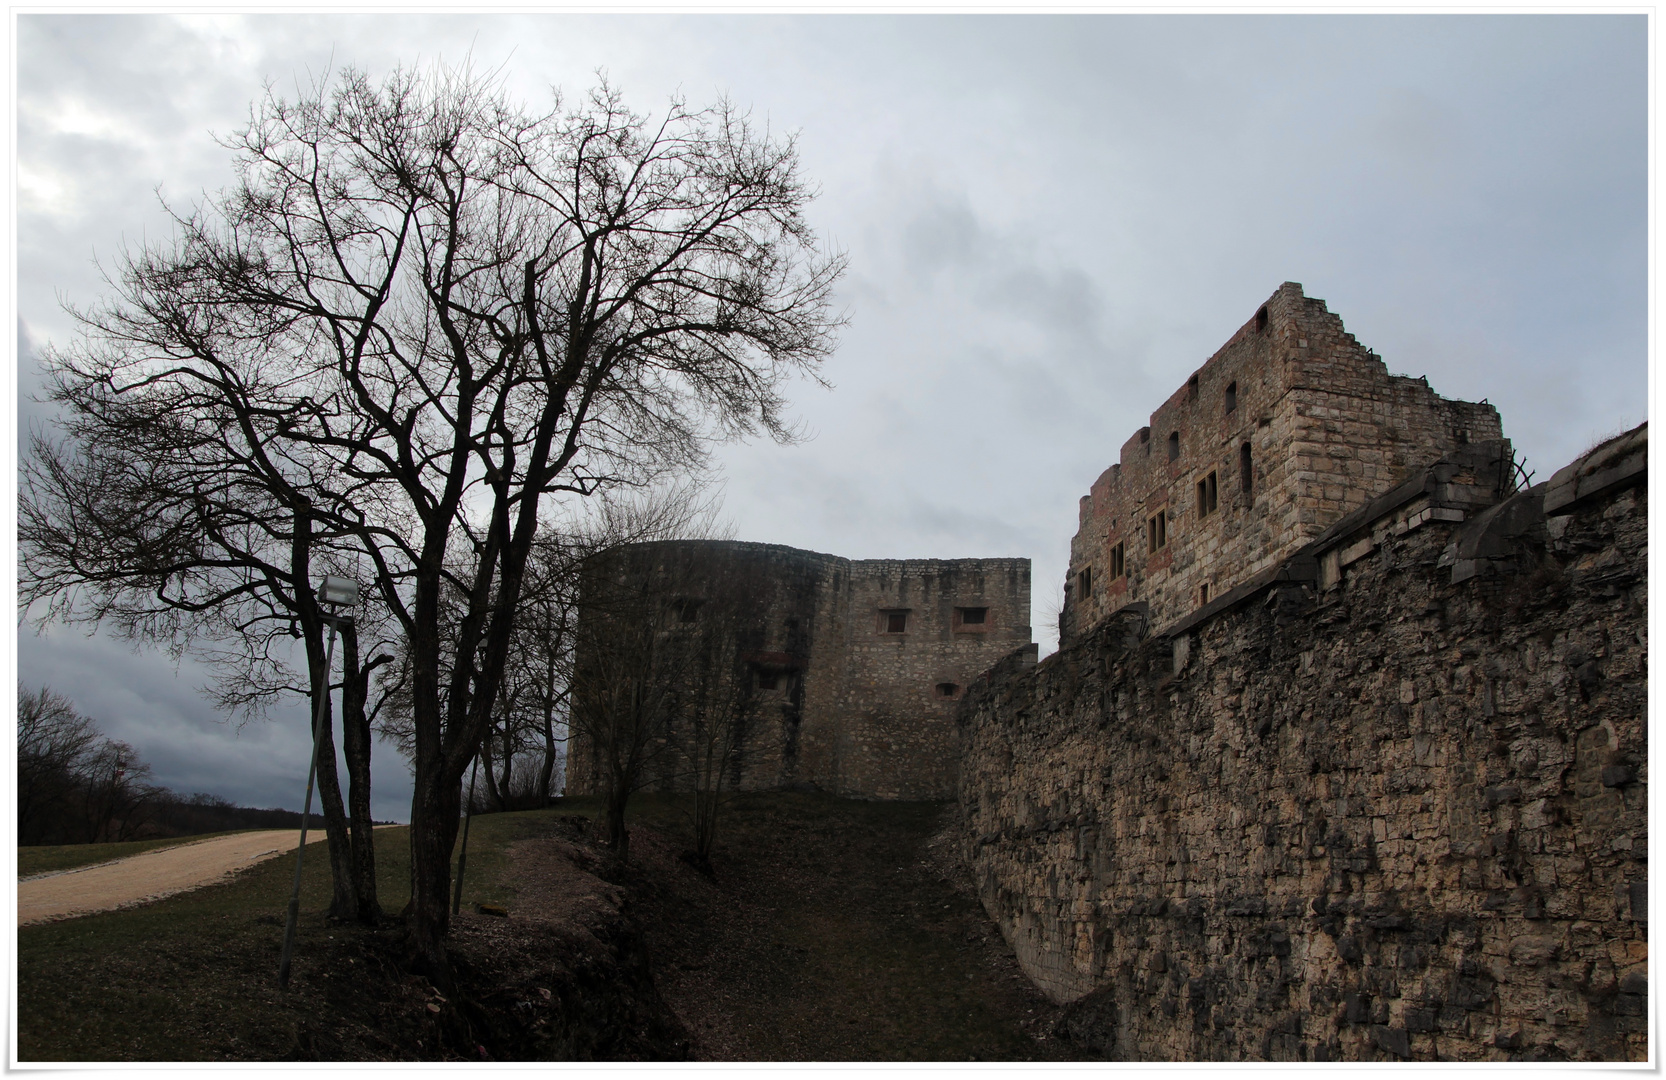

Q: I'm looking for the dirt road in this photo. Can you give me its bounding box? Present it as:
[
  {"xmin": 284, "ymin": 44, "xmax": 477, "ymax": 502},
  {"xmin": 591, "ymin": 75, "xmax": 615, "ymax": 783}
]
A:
[{"xmin": 17, "ymin": 830, "xmax": 329, "ymax": 926}]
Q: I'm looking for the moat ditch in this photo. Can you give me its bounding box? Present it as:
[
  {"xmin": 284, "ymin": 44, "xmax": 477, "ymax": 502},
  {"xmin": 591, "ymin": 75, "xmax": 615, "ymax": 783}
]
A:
[{"xmin": 595, "ymin": 791, "xmax": 1084, "ymax": 1061}]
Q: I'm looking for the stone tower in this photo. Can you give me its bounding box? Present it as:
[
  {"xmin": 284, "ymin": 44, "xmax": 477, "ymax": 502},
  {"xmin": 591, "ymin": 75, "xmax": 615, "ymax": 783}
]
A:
[{"xmin": 1060, "ymin": 282, "xmax": 1506, "ymax": 645}]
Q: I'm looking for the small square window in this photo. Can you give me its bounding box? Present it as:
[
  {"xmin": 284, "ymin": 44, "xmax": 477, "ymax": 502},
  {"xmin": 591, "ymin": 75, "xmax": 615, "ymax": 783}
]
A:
[
  {"xmin": 935, "ymin": 682, "xmax": 960, "ymax": 700},
  {"xmin": 880, "ymin": 609, "xmax": 909, "ymax": 634},
  {"xmin": 953, "ymin": 606, "xmax": 989, "ymax": 630},
  {"xmin": 756, "ymin": 669, "xmax": 780, "ymax": 691}
]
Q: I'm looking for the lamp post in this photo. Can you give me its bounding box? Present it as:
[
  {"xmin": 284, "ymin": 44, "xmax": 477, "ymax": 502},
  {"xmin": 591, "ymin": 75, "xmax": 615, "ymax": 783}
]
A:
[{"xmin": 277, "ymin": 574, "xmax": 359, "ymax": 989}]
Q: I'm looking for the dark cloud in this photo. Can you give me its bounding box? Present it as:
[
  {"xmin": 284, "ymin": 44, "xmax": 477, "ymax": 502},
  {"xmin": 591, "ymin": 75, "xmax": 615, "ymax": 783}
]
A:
[{"xmin": 15, "ymin": 13, "xmax": 1644, "ymax": 803}]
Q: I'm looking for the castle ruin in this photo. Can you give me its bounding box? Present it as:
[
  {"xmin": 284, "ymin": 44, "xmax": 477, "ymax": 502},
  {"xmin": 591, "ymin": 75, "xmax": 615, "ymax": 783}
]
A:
[
  {"xmin": 959, "ymin": 284, "xmax": 1647, "ymax": 1061},
  {"xmin": 565, "ymin": 541, "xmax": 1032, "ymax": 802},
  {"xmin": 1063, "ymin": 282, "xmax": 1504, "ymax": 642}
]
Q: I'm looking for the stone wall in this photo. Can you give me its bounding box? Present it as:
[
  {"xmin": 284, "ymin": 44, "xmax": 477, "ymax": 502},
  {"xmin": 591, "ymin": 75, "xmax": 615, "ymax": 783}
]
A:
[
  {"xmin": 1063, "ymin": 282, "xmax": 1503, "ymax": 646},
  {"xmin": 566, "ymin": 541, "xmax": 1032, "ymax": 801},
  {"xmin": 960, "ymin": 427, "xmax": 1646, "ymax": 1061}
]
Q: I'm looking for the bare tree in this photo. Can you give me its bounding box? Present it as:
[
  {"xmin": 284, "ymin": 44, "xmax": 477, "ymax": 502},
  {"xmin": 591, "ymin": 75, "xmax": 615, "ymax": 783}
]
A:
[
  {"xmin": 23, "ymin": 62, "xmax": 843, "ymax": 976},
  {"xmin": 17, "ymin": 687, "xmax": 101, "ymax": 845},
  {"xmin": 21, "ymin": 408, "xmax": 392, "ymax": 921},
  {"xmin": 16, "ymin": 686, "xmax": 165, "ymax": 845}
]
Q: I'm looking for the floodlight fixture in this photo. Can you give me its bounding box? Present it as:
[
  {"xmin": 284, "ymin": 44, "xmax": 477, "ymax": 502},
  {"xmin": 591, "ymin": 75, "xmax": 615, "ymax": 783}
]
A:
[{"xmin": 317, "ymin": 576, "xmax": 360, "ymax": 607}]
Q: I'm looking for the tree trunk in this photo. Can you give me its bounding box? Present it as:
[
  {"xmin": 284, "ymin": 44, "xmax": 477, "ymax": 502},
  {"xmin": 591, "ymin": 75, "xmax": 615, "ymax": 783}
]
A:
[
  {"xmin": 480, "ymin": 726, "xmax": 502, "ymax": 812},
  {"xmin": 292, "ymin": 501, "xmax": 356, "ymax": 921},
  {"xmin": 405, "ymin": 766, "xmax": 462, "ymax": 985},
  {"xmin": 497, "ymin": 732, "xmax": 513, "ymax": 809},
  {"xmin": 339, "ymin": 620, "xmax": 381, "ymax": 924},
  {"xmin": 538, "ymin": 656, "xmax": 559, "ymax": 802},
  {"xmin": 312, "ymin": 688, "xmax": 358, "ymax": 922},
  {"xmin": 605, "ymin": 783, "xmax": 630, "ymax": 859}
]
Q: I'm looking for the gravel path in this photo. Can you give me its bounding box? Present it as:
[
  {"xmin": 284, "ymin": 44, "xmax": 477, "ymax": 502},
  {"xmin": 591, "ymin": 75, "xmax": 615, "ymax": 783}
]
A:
[{"xmin": 17, "ymin": 830, "xmax": 328, "ymax": 926}]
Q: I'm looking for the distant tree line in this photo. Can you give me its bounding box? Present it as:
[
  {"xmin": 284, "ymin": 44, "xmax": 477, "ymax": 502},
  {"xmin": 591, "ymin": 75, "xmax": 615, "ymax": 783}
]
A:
[{"xmin": 17, "ymin": 686, "xmax": 330, "ymax": 846}]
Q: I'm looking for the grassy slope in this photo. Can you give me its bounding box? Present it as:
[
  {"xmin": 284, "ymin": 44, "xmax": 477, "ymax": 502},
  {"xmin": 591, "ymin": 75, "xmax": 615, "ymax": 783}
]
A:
[{"xmin": 17, "ymin": 794, "xmax": 1075, "ymax": 1062}]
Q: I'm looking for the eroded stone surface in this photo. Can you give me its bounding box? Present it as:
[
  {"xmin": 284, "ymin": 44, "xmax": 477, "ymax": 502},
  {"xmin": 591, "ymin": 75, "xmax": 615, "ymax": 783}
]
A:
[{"xmin": 960, "ymin": 431, "xmax": 1646, "ymax": 1061}]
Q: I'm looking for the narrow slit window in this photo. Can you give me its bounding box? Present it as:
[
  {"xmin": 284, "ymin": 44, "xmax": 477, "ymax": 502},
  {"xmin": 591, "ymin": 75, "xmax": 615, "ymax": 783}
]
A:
[
  {"xmin": 1240, "ymin": 442, "xmax": 1253, "ymax": 493},
  {"xmin": 1200, "ymin": 583, "xmax": 1210, "ymax": 604},
  {"xmin": 1187, "ymin": 374, "xmax": 1200, "ymax": 401},
  {"xmin": 1109, "ymin": 541, "xmax": 1125, "ymax": 580},
  {"xmin": 1255, "ymin": 306, "xmax": 1269, "ymax": 333},
  {"xmin": 1078, "ymin": 566, "xmax": 1094, "ymax": 599},
  {"xmin": 1167, "ymin": 431, "xmax": 1180, "ymax": 461},
  {"xmin": 1225, "ymin": 381, "xmax": 1237, "ymax": 414}
]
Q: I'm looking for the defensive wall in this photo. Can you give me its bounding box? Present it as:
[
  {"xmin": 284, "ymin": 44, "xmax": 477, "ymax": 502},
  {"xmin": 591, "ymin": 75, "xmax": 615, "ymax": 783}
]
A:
[
  {"xmin": 1063, "ymin": 282, "xmax": 1503, "ymax": 644},
  {"xmin": 957, "ymin": 425, "xmax": 1647, "ymax": 1060},
  {"xmin": 566, "ymin": 540, "xmax": 1032, "ymax": 801}
]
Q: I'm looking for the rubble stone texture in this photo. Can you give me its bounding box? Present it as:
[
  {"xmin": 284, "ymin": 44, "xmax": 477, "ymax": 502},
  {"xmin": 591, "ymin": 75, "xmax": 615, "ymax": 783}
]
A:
[
  {"xmin": 959, "ymin": 426, "xmax": 1646, "ymax": 1061},
  {"xmin": 1063, "ymin": 282, "xmax": 1503, "ymax": 645},
  {"xmin": 567, "ymin": 540, "xmax": 1032, "ymax": 801}
]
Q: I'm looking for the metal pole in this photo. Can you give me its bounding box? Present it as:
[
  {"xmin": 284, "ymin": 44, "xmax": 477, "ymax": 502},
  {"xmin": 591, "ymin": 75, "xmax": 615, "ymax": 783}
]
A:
[
  {"xmin": 452, "ymin": 752, "xmax": 481, "ymax": 916},
  {"xmin": 278, "ymin": 613, "xmax": 339, "ymax": 989}
]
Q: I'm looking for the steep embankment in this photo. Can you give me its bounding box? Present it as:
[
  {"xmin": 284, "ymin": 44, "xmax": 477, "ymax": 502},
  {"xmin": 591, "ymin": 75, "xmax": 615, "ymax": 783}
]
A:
[{"xmin": 586, "ymin": 792, "xmax": 1084, "ymax": 1061}]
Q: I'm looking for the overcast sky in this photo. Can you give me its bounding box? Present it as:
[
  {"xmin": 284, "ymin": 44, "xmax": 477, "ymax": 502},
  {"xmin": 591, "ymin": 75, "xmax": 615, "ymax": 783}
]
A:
[{"xmin": 12, "ymin": 13, "xmax": 1648, "ymax": 823}]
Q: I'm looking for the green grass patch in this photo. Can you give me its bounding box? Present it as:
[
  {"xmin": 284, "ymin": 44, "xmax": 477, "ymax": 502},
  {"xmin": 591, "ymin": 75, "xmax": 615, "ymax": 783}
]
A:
[{"xmin": 19, "ymin": 830, "xmax": 264, "ymax": 878}]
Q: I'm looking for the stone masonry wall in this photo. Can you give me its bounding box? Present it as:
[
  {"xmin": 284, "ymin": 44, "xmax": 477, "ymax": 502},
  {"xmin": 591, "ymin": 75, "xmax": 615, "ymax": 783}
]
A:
[
  {"xmin": 961, "ymin": 429, "xmax": 1646, "ymax": 1061},
  {"xmin": 1063, "ymin": 283, "xmax": 1503, "ymax": 646},
  {"xmin": 803, "ymin": 558, "xmax": 1033, "ymax": 799},
  {"xmin": 567, "ymin": 541, "xmax": 1032, "ymax": 802}
]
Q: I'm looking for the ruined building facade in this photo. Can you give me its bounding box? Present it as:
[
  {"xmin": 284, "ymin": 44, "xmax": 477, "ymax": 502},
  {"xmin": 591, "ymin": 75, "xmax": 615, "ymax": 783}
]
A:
[
  {"xmin": 957, "ymin": 280, "xmax": 1647, "ymax": 1061},
  {"xmin": 1063, "ymin": 282, "xmax": 1504, "ymax": 643},
  {"xmin": 566, "ymin": 541, "xmax": 1031, "ymax": 801}
]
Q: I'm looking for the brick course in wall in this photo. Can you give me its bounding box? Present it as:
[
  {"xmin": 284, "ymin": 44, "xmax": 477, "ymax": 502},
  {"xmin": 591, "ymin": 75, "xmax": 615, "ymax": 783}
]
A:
[
  {"xmin": 959, "ymin": 427, "xmax": 1646, "ymax": 1061},
  {"xmin": 1063, "ymin": 282, "xmax": 1504, "ymax": 646},
  {"xmin": 566, "ymin": 540, "xmax": 1032, "ymax": 801}
]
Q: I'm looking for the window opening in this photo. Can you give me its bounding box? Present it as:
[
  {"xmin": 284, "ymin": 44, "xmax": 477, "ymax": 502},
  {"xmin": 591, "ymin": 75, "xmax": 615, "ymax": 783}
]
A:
[
  {"xmin": 935, "ymin": 682, "xmax": 960, "ymax": 700},
  {"xmin": 756, "ymin": 669, "xmax": 780, "ymax": 691},
  {"xmin": 1240, "ymin": 442, "xmax": 1253, "ymax": 493},
  {"xmin": 1109, "ymin": 541, "xmax": 1125, "ymax": 580},
  {"xmin": 1187, "ymin": 374, "xmax": 1200, "ymax": 401},
  {"xmin": 1167, "ymin": 431, "xmax": 1180, "ymax": 461},
  {"xmin": 1078, "ymin": 566, "xmax": 1094, "ymax": 599},
  {"xmin": 1197, "ymin": 471, "xmax": 1218, "ymax": 518},
  {"xmin": 1200, "ymin": 583, "xmax": 1210, "ymax": 604},
  {"xmin": 673, "ymin": 599, "xmax": 701, "ymax": 624},
  {"xmin": 1148, "ymin": 511, "xmax": 1167, "ymax": 553},
  {"xmin": 956, "ymin": 606, "xmax": 988, "ymax": 625},
  {"xmin": 1225, "ymin": 381, "xmax": 1237, "ymax": 413},
  {"xmin": 1255, "ymin": 306, "xmax": 1269, "ymax": 333},
  {"xmin": 880, "ymin": 609, "xmax": 909, "ymax": 634}
]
